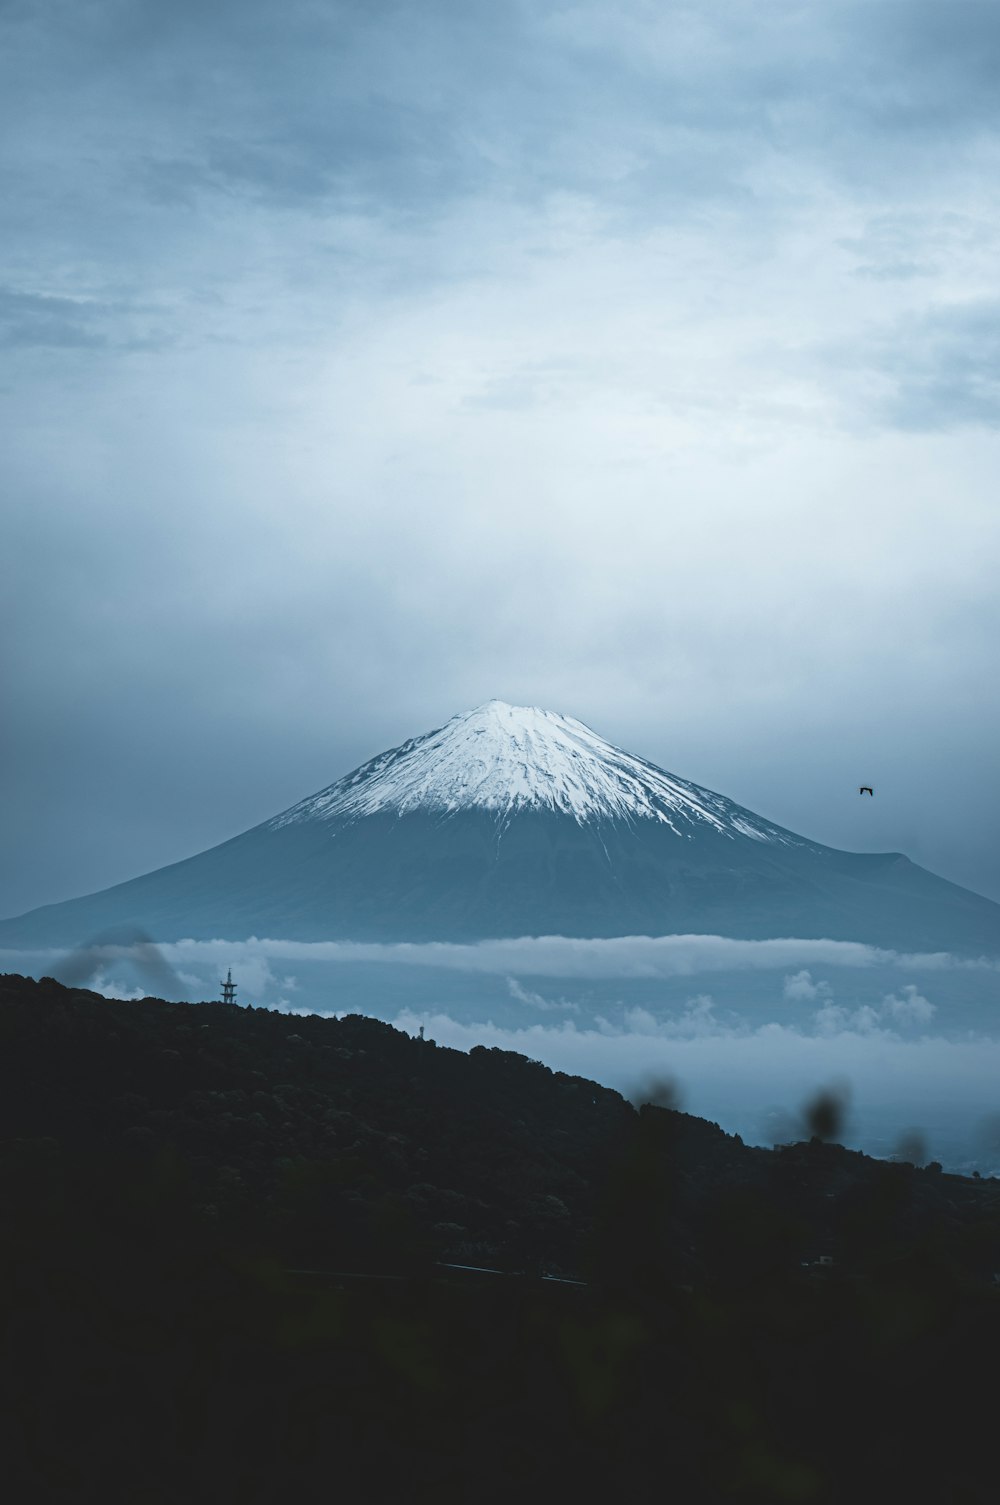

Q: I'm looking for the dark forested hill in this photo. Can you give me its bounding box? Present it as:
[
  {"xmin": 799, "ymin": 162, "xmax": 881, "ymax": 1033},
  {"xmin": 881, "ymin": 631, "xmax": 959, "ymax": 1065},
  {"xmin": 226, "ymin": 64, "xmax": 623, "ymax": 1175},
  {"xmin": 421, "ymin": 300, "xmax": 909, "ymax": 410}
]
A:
[
  {"xmin": 4, "ymin": 972, "xmax": 999, "ymax": 1280},
  {"xmin": 4, "ymin": 972, "xmax": 1000, "ymax": 1504}
]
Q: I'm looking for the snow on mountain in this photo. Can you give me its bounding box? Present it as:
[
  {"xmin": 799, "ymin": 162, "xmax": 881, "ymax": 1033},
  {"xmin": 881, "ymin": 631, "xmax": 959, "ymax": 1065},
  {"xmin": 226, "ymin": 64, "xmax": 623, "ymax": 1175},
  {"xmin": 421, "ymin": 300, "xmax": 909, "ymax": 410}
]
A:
[
  {"xmin": 269, "ymin": 700, "xmax": 801, "ymax": 845},
  {"xmin": 3, "ymin": 699, "xmax": 1000, "ymax": 955}
]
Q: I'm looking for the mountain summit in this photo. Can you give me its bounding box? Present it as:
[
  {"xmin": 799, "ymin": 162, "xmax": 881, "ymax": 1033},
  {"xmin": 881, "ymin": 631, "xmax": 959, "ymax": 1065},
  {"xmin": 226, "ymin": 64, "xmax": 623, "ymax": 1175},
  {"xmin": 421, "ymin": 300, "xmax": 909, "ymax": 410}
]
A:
[
  {"xmin": 270, "ymin": 700, "xmax": 799, "ymax": 842},
  {"xmin": 2, "ymin": 702, "xmax": 998, "ymax": 952}
]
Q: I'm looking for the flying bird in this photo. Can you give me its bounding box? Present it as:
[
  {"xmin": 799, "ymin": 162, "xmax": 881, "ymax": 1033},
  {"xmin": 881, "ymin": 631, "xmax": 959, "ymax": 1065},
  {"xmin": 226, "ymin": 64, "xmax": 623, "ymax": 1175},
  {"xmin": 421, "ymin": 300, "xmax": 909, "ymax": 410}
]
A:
[{"xmin": 859, "ymin": 786, "xmax": 874, "ymax": 797}]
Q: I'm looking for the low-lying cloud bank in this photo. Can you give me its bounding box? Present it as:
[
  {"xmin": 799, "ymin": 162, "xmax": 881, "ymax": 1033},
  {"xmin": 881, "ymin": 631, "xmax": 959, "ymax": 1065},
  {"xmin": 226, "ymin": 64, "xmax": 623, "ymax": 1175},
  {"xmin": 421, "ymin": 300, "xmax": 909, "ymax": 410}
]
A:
[
  {"xmin": 166, "ymin": 934, "xmax": 1000, "ymax": 976},
  {"xmin": 387, "ymin": 1006, "xmax": 1000, "ymax": 1104},
  {"xmin": 6, "ymin": 932, "xmax": 996, "ymax": 982}
]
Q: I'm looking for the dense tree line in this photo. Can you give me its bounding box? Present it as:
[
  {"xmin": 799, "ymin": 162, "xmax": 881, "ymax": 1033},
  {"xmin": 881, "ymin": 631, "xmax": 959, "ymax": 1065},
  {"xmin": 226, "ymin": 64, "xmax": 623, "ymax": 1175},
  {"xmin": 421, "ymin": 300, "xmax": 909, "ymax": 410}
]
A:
[{"xmin": 3, "ymin": 973, "xmax": 1000, "ymax": 1503}]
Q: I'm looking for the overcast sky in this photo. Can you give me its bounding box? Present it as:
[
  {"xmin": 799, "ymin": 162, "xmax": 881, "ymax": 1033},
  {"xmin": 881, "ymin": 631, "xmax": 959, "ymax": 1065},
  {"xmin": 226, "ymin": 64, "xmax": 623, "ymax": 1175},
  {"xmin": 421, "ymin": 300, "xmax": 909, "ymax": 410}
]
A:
[{"xmin": 3, "ymin": 0, "xmax": 1000, "ymax": 918}]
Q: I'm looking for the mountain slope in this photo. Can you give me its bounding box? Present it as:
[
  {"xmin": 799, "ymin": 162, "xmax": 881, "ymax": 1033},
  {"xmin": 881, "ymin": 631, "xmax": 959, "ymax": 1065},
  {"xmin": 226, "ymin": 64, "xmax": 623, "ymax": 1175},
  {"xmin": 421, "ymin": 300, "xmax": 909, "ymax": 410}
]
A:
[
  {"xmin": 273, "ymin": 700, "xmax": 801, "ymax": 839},
  {"xmin": 2, "ymin": 701, "xmax": 998, "ymax": 952}
]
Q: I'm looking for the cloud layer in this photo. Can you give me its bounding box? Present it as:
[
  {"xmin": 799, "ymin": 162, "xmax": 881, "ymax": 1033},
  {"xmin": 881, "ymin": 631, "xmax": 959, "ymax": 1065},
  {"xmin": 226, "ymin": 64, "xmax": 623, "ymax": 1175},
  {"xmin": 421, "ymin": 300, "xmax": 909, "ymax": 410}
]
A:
[{"xmin": 10, "ymin": 931, "xmax": 996, "ymax": 981}]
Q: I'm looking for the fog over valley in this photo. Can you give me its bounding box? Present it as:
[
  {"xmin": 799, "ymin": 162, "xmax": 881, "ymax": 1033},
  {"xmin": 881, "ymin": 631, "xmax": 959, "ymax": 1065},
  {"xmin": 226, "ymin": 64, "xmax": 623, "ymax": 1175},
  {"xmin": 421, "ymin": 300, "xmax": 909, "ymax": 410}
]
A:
[{"xmin": 9, "ymin": 928, "xmax": 999, "ymax": 1173}]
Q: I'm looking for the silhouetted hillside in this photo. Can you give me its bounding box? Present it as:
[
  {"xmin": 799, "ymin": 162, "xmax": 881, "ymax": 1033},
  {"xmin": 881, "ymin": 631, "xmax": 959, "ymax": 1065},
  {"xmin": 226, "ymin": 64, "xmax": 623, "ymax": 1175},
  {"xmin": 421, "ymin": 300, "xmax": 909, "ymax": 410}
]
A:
[
  {"xmin": 6, "ymin": 973, "xmax": 1000, "ymax": 1279},
  {"xmin": 4, "ymin": 973, "xmax": 1000, "ymax": 1504}
]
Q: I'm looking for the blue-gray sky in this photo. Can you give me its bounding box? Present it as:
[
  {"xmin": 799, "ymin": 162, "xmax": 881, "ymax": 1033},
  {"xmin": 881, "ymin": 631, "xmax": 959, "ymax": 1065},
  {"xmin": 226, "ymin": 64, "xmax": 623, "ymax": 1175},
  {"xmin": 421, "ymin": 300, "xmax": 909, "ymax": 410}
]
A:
[{"xmin": 3, "ymin": 0, "xmax": 1000, "ymax": 917}]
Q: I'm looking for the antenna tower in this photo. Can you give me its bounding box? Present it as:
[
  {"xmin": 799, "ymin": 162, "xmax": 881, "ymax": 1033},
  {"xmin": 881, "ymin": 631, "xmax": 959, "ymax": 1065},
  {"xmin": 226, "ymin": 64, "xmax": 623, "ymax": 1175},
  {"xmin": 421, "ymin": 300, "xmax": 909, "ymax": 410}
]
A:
[{"xmin": 221, "ymin": 968, "xmax": 237, "ymax": 1006}]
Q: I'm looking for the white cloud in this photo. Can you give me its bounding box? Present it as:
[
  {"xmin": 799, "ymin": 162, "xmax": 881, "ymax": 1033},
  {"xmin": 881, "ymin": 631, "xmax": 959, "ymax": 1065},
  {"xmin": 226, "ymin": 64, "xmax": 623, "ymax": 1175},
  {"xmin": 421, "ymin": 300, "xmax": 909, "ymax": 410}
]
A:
[
  {"xmin": 882, "ymin": 984, "xmax": 936, "ymax": 1026},
  {"xmin": 784, "ymin": 969, "xmax": 833, "ymax": 1002},
  {"xmin": 85, "ymin": 969, "xmax": 147, "ymax": 1001},
  {"xmin": 621, "ymin": 994, "xmax": 724, "ymax": 1039},
  {"xmin": 814, "ymin": 1003, "xmax": 850, "ymax": 1037},
  {"xmin": 506, "ymin": 977, "xmax": 580, "ymax": 1013},
  {"xmin": 131, "ymin": 934, "xmax": 998, "ymax": 980},
  {"xmin": 2, "ymin": 938, "xmax": 987, "ymax": 1023},
  {"xmin": 814, "ymin": 986, "xmax": 934, "ymax": 1035}
]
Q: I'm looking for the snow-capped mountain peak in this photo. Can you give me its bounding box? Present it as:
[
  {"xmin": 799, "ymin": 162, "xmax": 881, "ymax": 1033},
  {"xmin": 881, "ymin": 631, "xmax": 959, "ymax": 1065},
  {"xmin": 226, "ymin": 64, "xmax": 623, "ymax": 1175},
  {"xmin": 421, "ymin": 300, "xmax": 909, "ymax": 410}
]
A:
[
  {"xmin": 269, "ymin": 700, "xmax": 800, "ymax": 844},
  {"xmin": 8, "ymin": 702, "xmax": 1000, "ymax": 958}
]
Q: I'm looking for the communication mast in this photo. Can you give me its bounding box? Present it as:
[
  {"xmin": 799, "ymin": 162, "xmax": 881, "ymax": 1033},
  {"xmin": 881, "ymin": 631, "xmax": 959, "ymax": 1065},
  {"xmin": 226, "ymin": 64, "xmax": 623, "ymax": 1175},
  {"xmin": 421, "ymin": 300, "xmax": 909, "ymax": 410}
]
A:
[{"xmin": 221, "ymin": 968, "xmax": 237, "ymax": 1006}]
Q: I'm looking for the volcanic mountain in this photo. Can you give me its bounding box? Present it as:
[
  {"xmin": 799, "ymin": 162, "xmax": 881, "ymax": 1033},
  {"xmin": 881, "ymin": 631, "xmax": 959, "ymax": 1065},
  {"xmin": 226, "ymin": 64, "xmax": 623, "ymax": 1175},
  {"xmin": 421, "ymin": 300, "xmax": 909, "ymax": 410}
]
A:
[{"xmin": 3, "ymin": 701, "xmax": 999, "ymax": 952}]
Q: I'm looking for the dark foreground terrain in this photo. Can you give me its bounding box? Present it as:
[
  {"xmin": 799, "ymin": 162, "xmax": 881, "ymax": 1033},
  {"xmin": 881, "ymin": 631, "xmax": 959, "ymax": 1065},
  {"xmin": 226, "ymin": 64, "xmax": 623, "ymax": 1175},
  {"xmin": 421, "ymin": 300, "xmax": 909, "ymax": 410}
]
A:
[{"xmin": 3, "ymin": 973, "xmax": 1000, "ymax": 1503}]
